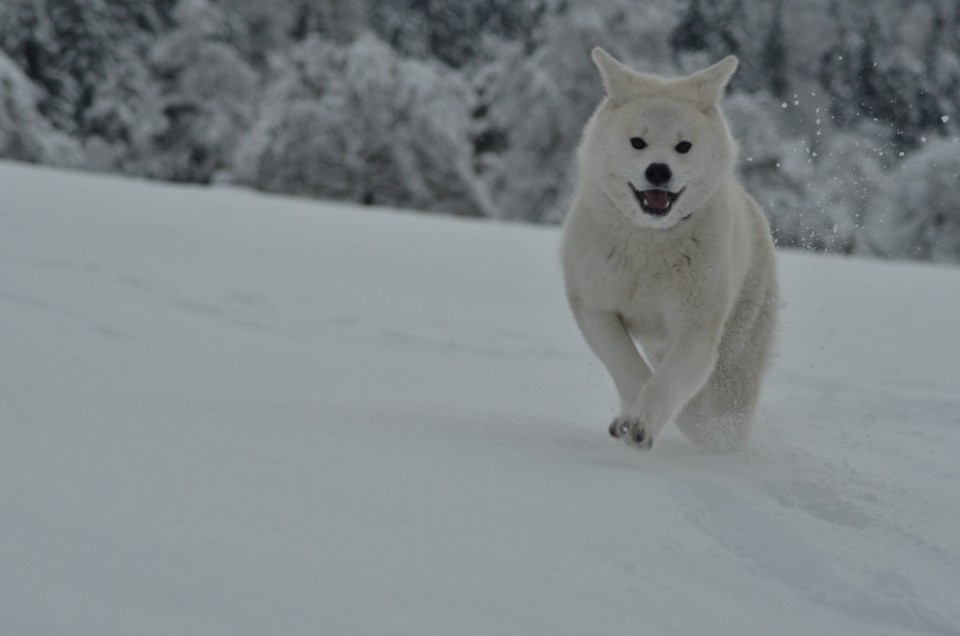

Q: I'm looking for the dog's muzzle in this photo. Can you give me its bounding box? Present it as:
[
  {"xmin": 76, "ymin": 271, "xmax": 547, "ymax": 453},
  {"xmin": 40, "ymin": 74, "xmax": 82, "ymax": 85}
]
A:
[{"xmin": 629, "ymin": 183, "xmax": 684, "ymax": 217}]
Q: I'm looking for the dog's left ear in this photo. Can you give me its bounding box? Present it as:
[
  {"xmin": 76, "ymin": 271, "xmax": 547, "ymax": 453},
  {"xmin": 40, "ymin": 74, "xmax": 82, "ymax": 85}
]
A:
[{"xmin": 687, "ymin": 56, "xmax": 738, "ymax": 110}]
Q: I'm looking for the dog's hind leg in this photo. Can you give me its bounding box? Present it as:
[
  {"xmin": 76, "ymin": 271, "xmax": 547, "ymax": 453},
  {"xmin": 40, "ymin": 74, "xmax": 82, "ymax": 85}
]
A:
[
  {"xmin": 674, "ymin": 371, "xmax": 758, "ymax": 453},
  {"xmin": 674, "ymin": 293, "xmax": 775, "ymax": 453}
]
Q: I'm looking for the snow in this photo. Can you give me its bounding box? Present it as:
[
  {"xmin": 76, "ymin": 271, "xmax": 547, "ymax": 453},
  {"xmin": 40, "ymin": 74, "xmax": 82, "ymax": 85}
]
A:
[{"xmin": 2, "ymin": 160, "xmax": 959, "ymax": 635}]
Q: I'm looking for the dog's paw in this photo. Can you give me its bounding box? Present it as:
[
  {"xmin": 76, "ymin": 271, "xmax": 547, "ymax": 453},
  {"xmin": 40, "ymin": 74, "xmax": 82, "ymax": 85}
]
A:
[{"xmin": 608, "ymin": 416, "xmax": 654, "ymax": 451}]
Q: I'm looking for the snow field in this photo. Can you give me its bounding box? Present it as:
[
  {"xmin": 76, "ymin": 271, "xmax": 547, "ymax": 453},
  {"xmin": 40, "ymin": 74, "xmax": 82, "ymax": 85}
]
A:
[{"xmin": 1, "ymin": 161, "xmax": 959, "ymax": 635}]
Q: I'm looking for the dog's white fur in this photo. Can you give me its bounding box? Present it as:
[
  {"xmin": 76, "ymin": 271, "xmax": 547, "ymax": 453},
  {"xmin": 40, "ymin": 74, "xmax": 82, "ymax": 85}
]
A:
[{"xmin": 561, "ymin": 48, "xmax": 777, "ymax": 452}]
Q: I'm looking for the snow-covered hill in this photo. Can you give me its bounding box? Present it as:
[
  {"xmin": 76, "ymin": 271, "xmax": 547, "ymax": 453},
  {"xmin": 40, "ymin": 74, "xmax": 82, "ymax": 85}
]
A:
[{"xmin": 2, "ymin": 161, "xmax": 959, "ymax": 635}]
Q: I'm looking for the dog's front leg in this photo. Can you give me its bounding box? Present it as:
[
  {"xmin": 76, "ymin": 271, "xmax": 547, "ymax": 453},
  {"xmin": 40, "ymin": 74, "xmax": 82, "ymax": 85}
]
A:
[
  {"xmin": 619, "ymin": 329, "xmax": 721, "ymax": 450},
  {"xmin": 568, "ymin": 298, "xmax": 652, "ymax": 416}
]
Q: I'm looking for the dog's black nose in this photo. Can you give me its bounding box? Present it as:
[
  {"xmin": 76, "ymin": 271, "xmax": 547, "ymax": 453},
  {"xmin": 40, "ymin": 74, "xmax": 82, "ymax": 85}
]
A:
[{"xmin": 645, "ymin": 163, "xmax": 672, "ymax": 185}]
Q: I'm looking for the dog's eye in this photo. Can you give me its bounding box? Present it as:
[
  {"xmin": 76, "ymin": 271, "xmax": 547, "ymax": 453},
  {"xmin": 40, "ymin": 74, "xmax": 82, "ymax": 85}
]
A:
[
  {"xmin": 675, "ymin": 141, "xmax": 692, "ymax": 153},
  {"xmin": 630, "ymin": 137, "xmax": 647, "ymax": 150}
]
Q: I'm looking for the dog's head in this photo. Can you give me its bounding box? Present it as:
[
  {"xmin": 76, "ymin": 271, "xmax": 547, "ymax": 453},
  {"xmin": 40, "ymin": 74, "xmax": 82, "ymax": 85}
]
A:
[{"xmin": 580, "ymin": 48, "xmax": 739, "ymax": 229}]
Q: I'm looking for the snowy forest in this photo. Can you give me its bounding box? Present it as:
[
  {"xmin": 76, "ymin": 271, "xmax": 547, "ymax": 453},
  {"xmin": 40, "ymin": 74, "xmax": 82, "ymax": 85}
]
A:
[{"xmin": 1, "ymin": 0, "xmax": 958, "ymax": 263}]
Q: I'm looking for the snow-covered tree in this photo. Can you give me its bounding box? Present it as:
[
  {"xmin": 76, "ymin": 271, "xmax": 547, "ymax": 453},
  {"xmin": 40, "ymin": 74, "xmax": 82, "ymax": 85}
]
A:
[
  {"xmin": 141, "ymin": 0, "xmax": 258, "ymax": 183},
  {"xmin": 369, "ymin": 0, "xmax": 549, "ymax": 68},
  {"xmin": 762, "ymin": 0, "xmax": 787, "ymax": 98},
  {"xmin": 868, "ymin": 138, "xmax": 960, "ymax": 262},
  {"xmin": 234, "ymin": 34, "xmax": 492, "ymax": 216},
  {"xmin": 670, "ymin": 0, "xmax": 776, "ymax": 92},
  {"xmin": 0, "ymin": 49, "xmax": 81, "ymax": 165},
  {"xmin": 21, "ymin": 0, "xmax": 164, "ymax": 134},
  {"xmin": 805, "ymin": 132, "xmax": 886, "ymax": 254},
  {"xmin": 819, "ymin": 2, "xmax": 949, "ymax": 150}
]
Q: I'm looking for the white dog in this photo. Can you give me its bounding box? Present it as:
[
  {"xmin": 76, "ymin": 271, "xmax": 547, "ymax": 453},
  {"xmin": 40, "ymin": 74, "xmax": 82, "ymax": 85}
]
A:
[{"xmin": 561, "ymin": 49, "xmax": 778, "ymax": 452}]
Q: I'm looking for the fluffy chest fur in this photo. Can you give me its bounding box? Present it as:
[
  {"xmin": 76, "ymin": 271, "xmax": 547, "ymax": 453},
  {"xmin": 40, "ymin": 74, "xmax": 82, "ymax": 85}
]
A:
[{"xmin": 561, "ymin": 186, "xmax": 734, "ymax": 342}]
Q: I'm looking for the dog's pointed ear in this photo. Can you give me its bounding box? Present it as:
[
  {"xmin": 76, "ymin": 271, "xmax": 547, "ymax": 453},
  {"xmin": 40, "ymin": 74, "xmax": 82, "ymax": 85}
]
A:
[
  {"xmin": 591, "ymin": 47, "xmax": 639, "ymax": 106},
  {"xmin": 688, "ymin": 56, "xmax": 738, "ymax": 109}
]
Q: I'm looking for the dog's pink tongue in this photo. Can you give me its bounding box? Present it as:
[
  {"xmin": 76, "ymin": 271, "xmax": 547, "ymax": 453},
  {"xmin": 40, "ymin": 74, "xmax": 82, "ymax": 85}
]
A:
[{"xmin": 644, "ymin": 190, "xmax": 670, "ymax": 209}]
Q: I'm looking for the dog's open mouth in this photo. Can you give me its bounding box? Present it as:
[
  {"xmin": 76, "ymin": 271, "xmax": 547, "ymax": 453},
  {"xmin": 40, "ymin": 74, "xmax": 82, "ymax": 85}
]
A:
[{"xmin": 629, "ymin": 183, "xmax": 683, "ymax": 217}]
